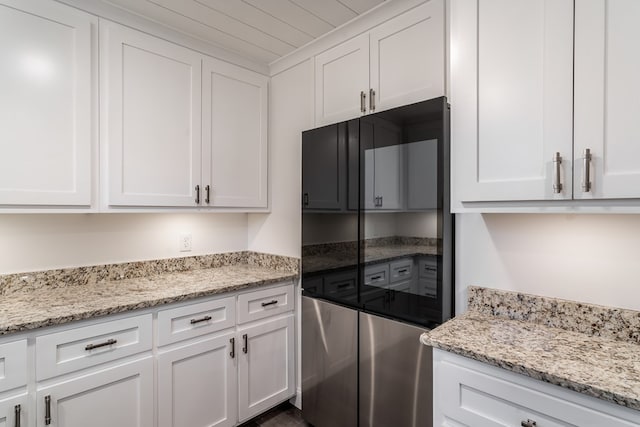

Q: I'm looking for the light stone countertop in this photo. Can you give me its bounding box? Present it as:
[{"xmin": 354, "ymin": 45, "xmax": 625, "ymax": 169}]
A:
[
  {"xmin": 0, "ymin": 254, "xmax": 298, "ymax": 335},
  {"xmin": 420, "ymin": 287, "xmax": 640, "ymax": 411}
]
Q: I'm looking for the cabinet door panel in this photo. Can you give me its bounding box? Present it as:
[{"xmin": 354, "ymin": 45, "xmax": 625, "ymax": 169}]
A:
[
  {"xmin": 370, "ymin": 0, "xmax": 445, "ymax": 113},
  {"xmin": 237, "ymin": 315, "xmax": 294, "ymax": 422},
  {"xmin": 36, "ymin": 357, "xmax": 153, "ymax": 427},
  {"xmin": 101, "ymin": 21, "xmax": 201, "ymax": 207},
  {"xmin": 0, "ymin": 0, "xmax": 94, "ymax": 206},
  {"xmin": 315, "ymin": 34, "xmax": 369, "ymax": 126},
  {"xmin": 157, "ymin": 333, "xmax": 236, "ymax": 427},
  {"xmin": 202, "ymin": 58, "xmax": 268, "ymax": 208},
  {"xmin": 452, "ymin": 0, "xmax": 573, "ymax": 202},
  {"xmin": 0, "ymin": 394, "xmax": 29, "ymax": 427},
  {"xmin": 302, "ymin": 124, "xmax": 345, "ymax": 210},
  {"xmin": 575, "ymin": 0, "xmax": 640, "ymax": 199}
]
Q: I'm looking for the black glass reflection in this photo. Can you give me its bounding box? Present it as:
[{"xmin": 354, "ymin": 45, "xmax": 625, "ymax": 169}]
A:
[{"xmin": 301, "ymin": 98, "xmax": 452, "ymax": 328}]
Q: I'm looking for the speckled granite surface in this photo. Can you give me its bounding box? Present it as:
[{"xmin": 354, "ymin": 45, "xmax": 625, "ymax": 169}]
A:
[
  {"xmin": 0, "ymin": 252, "xmax": 298, "ymax": 335},
  {"xmin": 420, "ymin": 287, "xmax": 640, "ymax": 411}
]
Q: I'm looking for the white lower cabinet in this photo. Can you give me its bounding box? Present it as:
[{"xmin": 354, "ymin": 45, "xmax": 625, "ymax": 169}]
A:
[
  {"xmin": 0, "ymin": 393, "xmax": 30, "ymax": 427},
  {"xmin": 434, "ymin": 349, "xmax": 640, "ymax": 427},
  {"xmin": 157, "ymin": 333, "xmax": 237, "ymax": 427},
  {"xmin": 237, "ymin": 315, "xmax": 295, "ymax": 423},
  {"xmin": 36, "ymin": 357, "xmax": 154, "ymax": 427}
]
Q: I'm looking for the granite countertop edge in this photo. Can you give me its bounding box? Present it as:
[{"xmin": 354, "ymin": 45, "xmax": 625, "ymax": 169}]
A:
[
  {"xmin": 0, "ymin": 269, "xmax": 298, "ymax": 336},
  {"xmin": 420, "ymin": 313, "xmax": 640, "ymax": 411}
]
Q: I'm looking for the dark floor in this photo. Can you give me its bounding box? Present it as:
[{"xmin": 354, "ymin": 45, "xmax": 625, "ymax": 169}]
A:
[{"xmin": 239, "ymin": 402, "xmax": 310, "ymax": 427}]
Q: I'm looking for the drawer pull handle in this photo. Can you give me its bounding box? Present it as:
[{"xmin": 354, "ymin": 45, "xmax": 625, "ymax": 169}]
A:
[
  {"xmin": 424, "ymin": 267, "xmax": 437, "ymax": 272},
  {"xmin": 397, "ymin": 269, "xmax": 408, "ymax": 274},
  {"xmin": 230, "ymin": 337, "xmax": 235, "ymax": 359},
  {"xmin": 242, "ymin": 334, "xmax": 248, "ymax": 354},
  {"xmin": 337, "ymin": 283, "xmax": 351, "ymax": 289},
  {"xmin": 371, "ymin": 275, "xmax": 382, "ymax": 281},
  {"xmin": 85, "ymin": 338, "xmax": 117, "ymax": 351},
  {"xmin": 261, "ymin": 300, "xmax": 278, "ymax": 307},
  {"xmin": 44, "ymin": 396, "xmax": 51, "ymax": 425},
  {"xmin": 190, "ymin": 315, "xmax": 212, "ymax": 324},
  {"xmin": 195, "ymin": 184, "xmax": 200, "ymax": 204},
  {"xmin": 205, "ymin": 185, "xmax": 211, "ymax": 204},
  {"xmin": 14, "ymin": 404, "xmax": 20, "ymax": 427},
  {"xmin": 521, "ymin": 420, "xmax": 537, "ymax": 427}
]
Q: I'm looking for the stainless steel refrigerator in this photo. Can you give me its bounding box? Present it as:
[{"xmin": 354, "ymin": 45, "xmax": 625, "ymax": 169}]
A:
[{"xmin": 301, "ymin": 97, "xmax": 453, "ymax": 426}]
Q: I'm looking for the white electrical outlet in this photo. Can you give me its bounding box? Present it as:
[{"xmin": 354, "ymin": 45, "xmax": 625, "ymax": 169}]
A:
[{"xmin": 179, "ymin": 233, "xmax": 192, "ymax": 252}]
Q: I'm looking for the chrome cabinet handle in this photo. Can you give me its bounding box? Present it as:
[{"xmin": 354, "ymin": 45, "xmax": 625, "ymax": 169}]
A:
[
  {"xmin": 195, "ymin": 185, "xmax": 200, "ymax": 204},
  {"xmin": 14, "ymin": 404, "xmax": 20, "ymax": 427},
  {"xmin": 205, "ymin": 185, "xmax": 210, "ymax": 204},
  {"xmin": 85, "ymin": 338, "xmax": 117, "ymax": 351},
  {"xmin": 521, "ymin": 420, "xmax": 537, "ymax": 427},
  {"xmin": 190, "ymin": 315, "xmax": 212, "ymax": 325},
  {"xmin": 261, "ymin": 300, "xmax": 278, "ymax": 307},
  {"xmin": 581, "ymin": 148, "xmax": 592, "ymax": 192},
  {"xmin": 369, "ymin": 88, "xmax": 375, "ymax": 111},
  {"xmin": 360, "ymin": 91, "xmax": 366, "ymax": 113},
  {"xmin": 552, "ymin": 152, "xmax": 563, "ymax": 194},
  {"xmin": 44, "ymin": 396, "xmax": 51, "ymax": 426},
  {"xmin": 370, "ymin": 275, "xmax": 382, "ymax": 281},
  {"xmin": 230, "ymin": 337, "xmax": 235, "ymax": 358},
  {"xmin": 398, "ymin": 269, "xmax": 408, "ymax": 274},
  {"xmin": 242, "ymin": 334, "xmax": 248, "ymax": 354}
]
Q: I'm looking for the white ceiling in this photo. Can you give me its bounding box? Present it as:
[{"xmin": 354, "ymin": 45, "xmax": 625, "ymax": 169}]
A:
[{"xmin": 105, "ymin": 0, "xmax": 386, "ymax": 65}]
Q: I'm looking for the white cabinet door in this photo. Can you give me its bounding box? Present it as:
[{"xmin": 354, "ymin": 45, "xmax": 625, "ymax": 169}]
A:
[
  {"xmin": 373, "ymin": 145, "xmax": 404, "ymax": 210},
  {"xmin": 0, "ymin": 394, "xmax": 29, "ymax": 427},
  {"xmin": 369, "ymin": 0, "xmax": 445, "ymax": 114},
  {"xmin": 0, "ymin": 0, "xmax": 95, "ymax": 207},
  {"xmin": 574, "ymin": 0, "xmax": 640, "ymax": 200},
  {"xmin": 202, "ymin": 57, "xmax": 268, "ymax": 208},
  {"xmin": 101, "ymin": 20, "xmax": 202, "ymax": 207},
  {"xmin": 315, "ymin": 34, "xmax": 369, "ymax": 126},
  {"xmin": 237, "ymin": 315, "xmax": 294, "ymax": 423},
  {"xmin": 157, "ymin": 333, "xmax": 237, "ymax": 427},
  {"xmin": 452, "ymin": 0, "xmax": 574, "ymax": 202},
  {"xmin": 36, "ymin": 357, "xmax": 153, "ymax": 427}
]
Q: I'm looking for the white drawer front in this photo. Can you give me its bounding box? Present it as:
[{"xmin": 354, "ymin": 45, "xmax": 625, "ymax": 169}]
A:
[
  {"xmin": 157, "ymin": 296, "xmax": 235, "ymax": 346},
  {"xmin": 237, "ymin": 284, "xmax": 294, "ymax": 324},
  {"xmin": 0, "ymin": 340, "xmax": 27, "ymax": 393},
  {"xmin": 36, "ymin": 314, "xmax": 152, "ymax": 380},
  {"xmin": 389, "ymin": 258, "xmax": 413, "ymax": 284},
  {"xmin": 364, "ymin": 264, "xmax": 389, "ymax": 287},
  {"xmin": 435, "ymin": 350, "xmax": 640, "ymax": 427}
]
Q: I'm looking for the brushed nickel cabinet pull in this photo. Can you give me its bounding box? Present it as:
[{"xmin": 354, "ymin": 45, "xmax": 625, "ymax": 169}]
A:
[
  {"xmin": 582, "ymin": 148, "xmax": 592, "ymax": 192},
  {"xmin": 521, "ymin": 420, "xmax": 537, "ymax": 427},
  {"xmin": 85, "ymin": 338, "xmax": 117, "ymax": 351},
  {"xmin": 195, "ymin": 185, "xmax": 201, "ymax": 204},
  {"xmin": 369, "ymin": 88, "xmax": 375, "ymax": 111},
  {"xmin": 14, "ymin": 404, "xmax": 20, "ymax": 427},
  {"xmin": 360, "ymin": 91, "xmax": 366, "ymax": 113},
  {"xmin": 205, "ymin": 185, "xmax": 210, "ymax": 204},
  {"xmin": 230, "ymin": 337, "xmax": 235, "ymax": 359},
  {"xmin": 552, "ymin": 152, "xmax": 563, "ymax": 193},
  {"xmin": 261, "ymin": 300, "xmax": 278, "ymax": 307},
  {"xmin": 190, "ymin": 315, "xmax": 212, "ymax": 325},
  {"xmin": 44, "ymin": 396, "xmax": 51, "ymax": 425},
  {"xmin": 242, "ymin": 333, "xmax": 248, "ymax": 354}
]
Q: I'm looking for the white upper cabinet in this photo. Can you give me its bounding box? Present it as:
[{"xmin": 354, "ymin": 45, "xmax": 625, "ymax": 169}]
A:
[
  {"xmin": 452, "ymin": 0, "xmax": 574, "ymax": 203},
  {"xmin": 202, "ymin": 57, "xmax": 268, "ymax": 208},
  {"xmin": 574, "ymin": 0, "xmax": 640, "ymax": 200},
  {"xmin": 101, "ymin": 21, "xmax": 269, "ymax": 210},
  {"xmin": 0, "ymin": 0, "xmax": 95, "ymax": 208},
  {"xmin": 314, "ymin": 0, "xmax": 445, "ymax": 126},
  {"xmin": 101, "ymin": 20, "xmax": 202, "ymax": 208},
  {"xmin": 315, "ymin": 34, "xmax": 370, "ymax": 126},
  {"xmin": 369, "ymin": 0, "xmax": 445, "ymax": 113}
]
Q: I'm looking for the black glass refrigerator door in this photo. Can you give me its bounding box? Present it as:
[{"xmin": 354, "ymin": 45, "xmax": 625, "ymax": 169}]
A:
[
  {"xmin": 359, "ymin": 98, "xmax": 452, "ymax": 327},
  {"xmin": 301, "ymin": 122, "xmax": 359, "ymax": 305}
]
